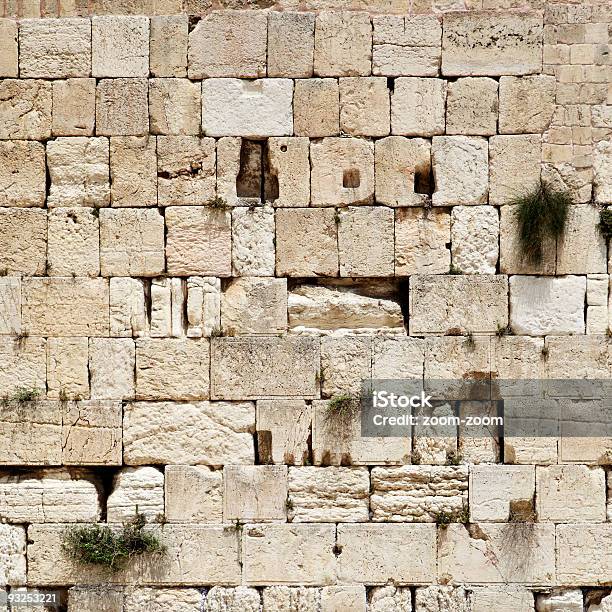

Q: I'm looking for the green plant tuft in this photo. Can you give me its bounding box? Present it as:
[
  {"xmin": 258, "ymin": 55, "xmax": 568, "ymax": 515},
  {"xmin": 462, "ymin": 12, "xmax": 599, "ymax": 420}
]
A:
[
  {"xmin": 598, "ymin": 209, "xmax": 612, "ymax": 240},
  {"xmin": 448, "ymin": 264, "xmax": 463, "ymax": 275},
  {"xmin": 11, "ymin": 386, "xmax": 41, "ymax": 403},
  {"xmin": 445, "ymin": 451, "xmax": 463, "ymax": 466},
  {"xmin": 206, "ymin": 196, "xmax": 229, "ymax": 209},
  {"xmin": 434, "ymin": 503, "xmax": 469, "ymax": 527},
  {"xmin": 326, "ymin": 393, "xmax": 357, "ymax": 420},
  {"xmin": 496, "ymin": 323, "xmax": 512, "ymax": 338}
]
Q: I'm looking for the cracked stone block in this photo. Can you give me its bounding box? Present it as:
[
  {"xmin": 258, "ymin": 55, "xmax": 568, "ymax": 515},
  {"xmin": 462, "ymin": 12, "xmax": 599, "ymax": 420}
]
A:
[
  {"xmin": 557, "ymin": 524, "xmax": 612, "ymax": 585},
  {"xmin": 92, "ymin": 16, "xmax": 149, "ymax": 77},
  {"xmin": 107, "ymin": 466, "xmax": 164, "ymax": 523},
  {"xmin": 157, "ymin": 136, "xmax": 216, "ymax": 206},
  {"xmin": 314, "ymin": 11, "xmax": 371, "ymax": 77},
  {"xmin": 0, "ymin": 524, "xmax": 26, "ymax": 585},
  {"xmin": 231, "ymin": 206, "xmax": 275, "ymax": 276},
  {"xmin": 0, "ymin": 79, "xmax": 51, "ymax": 140},
  {"xmin": 0, "ymin": 278, "xmax": 20, "ymax": 336},
  {"xmin": 339, "ymin": 77, "xmax": 390, "ymax": 137},
  {"xmin": 410, "ymin": 275, "xmax": 508, "ymax": 335},
  {"xmin": 186, "ymin": 277, "xmax": 220, "ymax": 338},
  {"xmin": 446, "ymin": 77, "xmax": 498, "ymax": 136},
  {"xmin": 536, "ymin": 590, "xmax": 583, "ymax": 612},
  {"xmin": 471, "ymin": 586, "xmax": 535, "ymax": 612},
  {"xmin": 276, "ymin": 208, "xmax": 338, "ymax": 277},
  {"xmin": 370, "ymin": 466, "xmax": 468, "ymax": 522},
  {"xmin": 311, "ymin": 138, "xmax": 374, "ymax": 206},
  {"xmin": 19, "ymin": 18, "xmax": 91, "ymax": 78},
  {"xmin": 509, "ymin": 275, "xmax": 586, "ymax": 335},
  {"xmin": 415, "ymin": 586, "xmax": 472, "ymax": 612},
  {"xmin": 287, "ymin": 466, "xmax": 369, "ymax": 522},
  {"xmin": 47, "ymin": 137, "xmax": 110, "ymax": 208},
  {"xmin": 46, "ymin": 337, "xmax": 89, "ymax": 400},
  {"xmin": 150, "ymin": 15, "xmax": 188, "ymax": 77},
  {"xmin": 442, "ymin": 12, "xmax": 543, "ymax": 76},
  {"xmin": 89, "ymin": 338, "xmax": 135, "ymax": 400},
  {"xmin": 369, "ymin": 586, "xmax": 412, "ymax": 612},
  {"xmin": 110, "ymin": 136, "xmax": 157, "ymax": 207},
  {"xmin": 47, "ymin": 208, "xmax": 100, "ymax": 277},
  {"xmin": 395, "ymin": 208, "xmax": 450, "ymax": 275},
  {"xmin": 124, "ymin": 401, "xmax": 254, "ymax": 466},
  {"xmin": 293, "ymin": 79, "xmax": 339, "ymax": 137},
  {"xmin": 320, "ymin": 336, "xmax": 371, "ymax": 397},
  {"xmin": 438, "ymin": 523, "xmax": 555, "ymax": 584},
  {"xmin": 489, "ymin": 135, "xmax": 542, "ymax": 206},
  {"xmin": 165, "ymin": 465, "xmax": 222, "ymax": 523},
  {"xmin": 100, "ymin": 208, "xmax": 164, "ymax": 277},
  {"xmin": 202, "ymin": 78, "xmax": 293, "ymax": 137},
  {"xmin": 0, "ymin": 209, "xmax": 46, "ymax": 275},
  {"xmin": 166, "ymin": 207, "xmax": 232, "ymax": 276},
  {"xmin": 110, "ymin": 278, "xmax": 147, "ymax": 338},
  {"xmin": 135, "ymin": 338, "xmax": 209, "ymax": 401},
  {"xmin": 149, "ymin": 79, "xmax": 200, "ymax": 135},
  {"xmin": 499, "ymin": 76, "xmax": 556, "ymax": 134},
  {"xmin": 451, "ymin": 206, "xmax": 499, "ymax": 274},
  {"xmin": 22, "ymin": 278, "xmax": 109, "ymax": 337},
  {"xmin": 268, "ymin": 11, "xmax": 315, "ymax": 78},
  {"xmin": 432, "ymin": 136, "xmax": 488, "ymax": 206},
  {"xmin": 0, "ymin": 468, "xmax": 101, "ymax": 523},
  {"xmin": 211, "ymin": 337, "xmax": 318, "ymax": 400},
  {"xmin": 205, "ymin": 587, "xmax": 260, "ymax": 612},
  {"xmin": 594, "ymin": 141, "xmax": 612, "ymax": 204},
  {"xmin": 469, "ymin": 465, "xmax": 535, "ymax": 522},
  {"xmin": 337, "ymin": 524, "xmax": 436, "ymax": 584},
  {"xmin": 267, "ymin": 137, "xmax": 311, "ymax": 208},
  {"xmin": 391, "ymin": 78, "xmax": 446, "ymax": 136},
  {"xmin": 0, "ymin": 20, "xmax": 17, "ymax": 77},
  {"xmin": 0, "ymin": 141, "xmax": 46, "ymax": 207},
  {"xmin": 256, "ymin": 400, "xmax": 312, "ymax": 466},
  {"xmin": 188, "ymin": 11, "xmax": 267, "ymax": 78},
  {"xmin": 124, "ymin": 588, "xmax": 201, "ymax": 611},
  {"xmin": 243, "ymin": 524, "xmax": 336, "ymax": 585},
  {"xmin": 96, "ymin": 79, "xmax": 149, "ymax": 136},
  {"xmin": 338, "ymin": 207, "xmax": 394, "ymax": 277},
  {"xmin": 52, "ymin": 78, "xmax": 96, "ymax": 137}
]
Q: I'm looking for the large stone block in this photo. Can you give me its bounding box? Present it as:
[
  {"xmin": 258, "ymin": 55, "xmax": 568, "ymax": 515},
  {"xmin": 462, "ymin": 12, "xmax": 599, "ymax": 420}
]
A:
[
  {"xmin": 293, "ymin": 79, "xmax": 339, "ymax": 137},
  {"xmin": 320, "ymin": 336, "xmax": 371, "ymax": 397},
  {"xmin": 594, "ymin": 141, "xmax": 612, "ymax": 204},
  {"xmin": 52, "ymin": 78, "xmax": 96, "ymax": 137},
  {"xmin": 150, "ymin": 15, "xmax": 188, "ymax": 77},
  {"xmin": 446, "ymin": 77, "xmax": 498, "ymax": 136},
  {"xmin": 451, "ymin": 206, "xmax": 499, "ymax": 274},
  {"xmin": 339, "ymin": 77, "xmax": 390, "ymax": 137},
  {"xmin": 110, "ymin": 136, "xmax": 157, "ymax": 207},
  {"xmin": 369, "ymin": 586, "xmax": 412, "ymax": 612},
  {"xmin": 371, "ymin": 336, "xmax": 424, "ymax": 381},
  {"xmin": 46, "ymin": 337, "xmax": 89, "ymax": 400},
  {"xmin": 268, "ymin": 11, "xmax": 315, "ymax": 78},
  {"xmin": 0, "ymin": 80, "xmax": 51, "ymax": 139},
  {"xmin": 264, "ymin": 137, "xmax": 311, "ymax": 208},
  {"xmin": 68, "ymin": 586, "xmax": 123, "ymax": 612},
  {"xmin": 186, "ymin": 277, "xmax": 221, "ymax": 338},
  {"xmin": 0, "ymin": 19, "xmax": 18, "ymax": 77},
  {"xmin": 149, "ymin": 79, "xmax": 200, "ymax": 136},
  {"xmin": 96, "ymin": 79, "xmax": 149, "ymax": 136},
  {"xmin": 165, "ymin": 465, "xmax": 222, "ymax": 523},
  {"xmin": 89, "ymin": 338, "xmax": 135, "ymax": 400},
  {"xmin": 0, "ymin": 141, "xmax": 46, "ymax": 207},
  {"xmin": 0, "ymin": 209, "xmax": 46, "ymax": 275},
  {"xmin": 556, "ymin": 524, "xmax": 612, "ymax": 585},
  {"xmin": 391, "ymin": 78, "xmax": 446, "ymax": 136},
  {"xmin": 499, "ymin": 76, "xmax": 556, "ymax": 134},
  {"xmin": 205, "ymin": 587, "xmax": 259, "ymax": 612},
  {"xmin": 0, "ymin": 524, "xmax": 26, "ymax": 585},
  {"xmin": 536, "ymin": 590, "xmax": 583, "ymax": 612},
  {"xmin": 109, "ymin": 278, "xmax": 147, "ymax": 338},
  {"xmin": 471, "ymin": 586, "xmax": 536, "ymax": 612},
  {"xmin": 149, "ymin": 278, "xmax": 185, "ymax": 338},
  {"xmin": 124, "ymin": 588, "xmax": 201, "ymax": 612},
  {"xmin": 415, "ymin": 586, "xmax": 472, "ymax": 612},
  {"xmin": 0, "ymin": 278, "xmax": 21, "ymax": 336},
  {"xmin": 107, "ymin": 466, "xmax": 164, "ymax": 523}
]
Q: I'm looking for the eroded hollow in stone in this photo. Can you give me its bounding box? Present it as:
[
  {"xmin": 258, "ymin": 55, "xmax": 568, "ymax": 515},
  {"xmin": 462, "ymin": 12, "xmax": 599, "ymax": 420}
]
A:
[
  {"xmin": 343, "ymin": 168, "xmax": 360, "ymax": 189},
  {"xmin": 235, "ymin": 138, "xmax": 279, "ymax": 202},
  {"xmin": 414, "ymin": 160, "xmax": 435, "ymax": 196}
]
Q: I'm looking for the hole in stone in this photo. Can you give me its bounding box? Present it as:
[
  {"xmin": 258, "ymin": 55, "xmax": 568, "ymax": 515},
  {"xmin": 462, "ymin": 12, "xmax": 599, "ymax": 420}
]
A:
[
  {"xmin": 236, "ymin": 139, "xmax": 263, "ymax": 198},
  {"xmin": 387, "ymin": 77, "xmax": 395, "ymax": 92},
  {"xmin": 343, "ymin": 169, "xmax": 360, "ymax": 189},
  {"xmin": 280, "ymin": 145, "xmax": 287, "ymax": 152},
  {"xmin": 414, "ymin": 160, "xmax": 435, "ymax": 195},
  {"xmin": 263, "ymin": 142, "xmax": 279, "ymax": 203}
]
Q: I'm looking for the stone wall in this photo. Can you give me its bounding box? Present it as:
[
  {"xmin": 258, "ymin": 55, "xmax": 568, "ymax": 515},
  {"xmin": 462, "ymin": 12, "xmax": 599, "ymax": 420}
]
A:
[{"xmin": 0, "ymin": 3, "xmax": 611, "ymax": 611}]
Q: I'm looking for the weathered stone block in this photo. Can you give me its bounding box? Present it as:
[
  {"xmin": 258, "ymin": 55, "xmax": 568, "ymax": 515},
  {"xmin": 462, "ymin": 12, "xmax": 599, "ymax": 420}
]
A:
[
  {"xmin": 391, "ymin": 77, "xmax": 446, "ymax": 136},
  {"xmin": 268, "ymin": 12, "xmax": 315, "ymax": 78},
  {"xmin": 185, "ymin": 277, "xmax": 220, "ymax": 338},
  {"xmin": 165, "ymin": 465, "xmax": 222, "ymax": 523},
  {"xmin": 372, "ymin": 336, "xmax": 424, "ymax": 381},
  {"xmin": 52, "ymin": 78, "xmax": 96, "ymax": 137},
  {"xmin": 293, "ymin": 79, "xmax": 339, "ymax": 137},
  {"xmin": 0, "ymin": 141, "xmax": 46, "ymax": 207},
  {"xmin": 110, "ymin": 278, "xmax": 147, "ymax": 338},
  {"xmin": 89, "ymin": 338, "xmax": 135, "ymax": 400},
  {"xmin": 149, "ymin": 278, "xmax": 185, "ymax": 338},
  {"xmin": 415, "ymin": 586, "xmax": 472, "ymax": 612},
  {"xmin": 46, "ymin": 337, "xmax": 89, "ymax": 400},
  {"xmin": 499, "ymin": 76, "xmax": 556, "ymax": 134},
  {"xmin": 0, "ymin": 209, "xmax": 46, "ymax": 275},
  {"xmin": 215, "ymin": 137, "xmax": 257, "ymax": 208},
  {"xmin": 266, "ymin": 137, "xmax": 311, "ymax": 208},
  {"xmin": 446, "ymin": 77, "xmax": 498, "ymax": 136},
  {"xmin": 107, "ymin": 466, "xmax": 164, "ymax": 522},
  {"xmin": 0, "ymin": 524, "xmax": 26, "ymax": 585},
  {"xmin": 536, "ymin": 590, "xmax": 583, "ymax": 612},
  {"xmin": 96, "ymin": 79, "xmax": 149, "ymax": 136},
  {"xmin": 451, "ymin": 206, "xmax": 499, "ymax": 274},
  {"xmin": 594, "ymin": 141, "xmax": 612, "ymax": 204},
  {"xmin": 150, "ymin": 15, "xmax": 187, "ymax": 77},
  {"xmin": 231, "ymin": 206, "xmax": 275, "ymax": 277},
  {"xmin": 110, "ymin": 136, "xmax": 157, "ymax": 207},
  {"xmin": 124, "ymin": 588, "xmax": 201, "ymax": 611},
  {"xmin": 68, "ymin": 586, "xmax": 123, "ymax": 612},
  {"xmin": 149, "ymin": 79, "xmax": 200, "ymax": 135},
  {"xmin": 321, "ymin": 586, "xmax": 366, "ymax": 612},
  {"xmin": 0, "ymin": 80, "xmax": 51, "ymax": 139},
  {"xmin": 320, "ymin": 336, "xmax": 371, "ymax": 397},
  {"xmin": 0, "ymin": 278, "xmax": 20, "ymax": 336},
  {"xmin": 471, "ymin": 586, "xmax": 535, "ymax": 612},
  {"xmin": 340, "ymin": 77, "xmax": 390, "ymax": 137},
  {"xmin": 0, "ymin": 20, "xmax": 18, "ymax": 77},
  {"xmin": 556, "ymin": 524, "xmax": 612, "ymax": 585}
]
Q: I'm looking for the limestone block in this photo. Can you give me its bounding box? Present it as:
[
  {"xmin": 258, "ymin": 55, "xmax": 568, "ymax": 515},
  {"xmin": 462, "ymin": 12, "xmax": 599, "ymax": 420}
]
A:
[
  {"xmin": 0, "ymin": 80, "xmax": 52, "ymax": 139},
  {"xmin": 22, "ymin": 278, "xmax": 109, "ymax": 337},
  {"xmin": 442, "ymin": 12, "xmax": 543, "ymax": 76},
  {"xmin": 588, "ymin": 274, "xmax": 609, "ymax": 306},
  {"xmin": 370, "ymin": 466, "xmax": 468, "ymax": 522},
  {"xmin": 369, "ymin": 586, "xmax": 412, "ymax": 612},
  {"xmin": 587, "ymin": 305, "xmax": 609, "ymax": 335},
  {"xmin": 89, "ymin": 338, "xmax": 135, "ymax": 400},
  {"xmin": 451, "ymin": 206, "xmax": 499, "ymax": 274},
  {"xmin": 268, "ymin": 12, "xmax": 315, "ymax": 78},
  {"xmin": 124, "ymin": 588, "xmax": 201, "ymax": 612},
  {"xmin": 262, "ymin": 586, "xmax": 320, "ymax": 611},
  {"xmin": 287, "ymin": 466, "xmax": 369, "ymax": 522},
  {"xmin": 68, "ymin": 586, "xmax": 124, "ymax": 612},
  {"xmin": 211, "ymin": 337, "xmax": 318, "ymax": 399},
  {"xmin": 215, "ymin": 137, "xmax": 258, "ymax": 208},
  {"xmin": 536, "ymin": 590, "xmax": 583, "ymax": 612},
  {"xmin": 188, "ymin": 11, "xmax": 267, "ymax": 78},
  {"xmin": 110, "ymin": 136, "xmax": 157, "ymax": 207},
  {"xmin": 0, "ymin": 141, "xmax": 46, "ymax": 207},
  {"xmin": 0, "ymin": 20, "xmax": 17, "ymax": 77},
  {"xmin": 321, "ymin": 586, "xmax": 366, "ymax": 612},
  {"xmin": 221, "ymin": 278, "xmax": 287, "ymax": 335},
  {"xmin": 165, "ymin": 465, "xmax": 222, "ymax": 523},
  {"xmin": 446, "ymin": 77, "xmax": 498, "ymax": 136},
  {"xmin": 96, "ymin": 79, "xmax": 149, "ymax": 136},
  {"xmin": 243, "ymin": 524, "xmax": 336, "ymax": 585},
  {"xmin": 0, "ymin": 279, "xmax": 20, "ymax": 336},
  {"xmin": 556, "ymin": 524, "xmax": 612, "ymax": 585},
  {"xmin": 149, "ymin": 79, "xmax": 200, "ymax": 135},
  {"xmin": 256, "ymin": 400, "xmax": 312, "ymax": 466},
  {"xmin": 509, "ymin": 275, "xmax": 586, "ymax": 335},
  {"xmin": 0, "ymin": 468, "xmax": 100, "ymax": 523},
  {"xmin": 415, "ymin": 586, "xmax": 472, "ymax": 612},
  {"xmin": 0, "ymin": 524, "xmax": 26, "ymax": 585},
  {"xmin": 471, "ymin": 586, "xmax": 536, "ymax": 612},
  {"xmin": 410, "ymin": 275, "xmax": 508, "ymax": 335},
  {"xmin": 107, "ymin": 467, "xmax": 164, "ymax": 522},
  {"xmin": 375, "ymin": 137, "xmax": 431, "ymax": 207},
  {"xmin": 100, "ymin": 208, "xmax": 164, "ymax": 277},
  {"xmin": 46, "ymin": 337, "xmax": 89, "ymax": 400},
  {"xmin": 267, "ymin": 137, "xmax": 311, "ymax": 208},
  {"xmin": 314, "ymin": 11, "xmax": 371, "ymax": 77},
  {"xmin": 19, "ymin": 18, "xmax": 91, "ymax": 78},
  {"xmin": 124, "ymin": 401, "xmax": 254, "ymax": 466},
  {"xmin": 310, "ymin": 138, "xmax": 374, "ymax": 206},
  {"xmin": 166, "ymin": 207, "xmax": 232, "ymax": 276},
  {"xmin": 92, "ymin": 16, "xmax": 149, "ymax": 77},
  {"xmin": 52, "ymin": 79, "xmax": 96, "ymax": 137},
  {"xmin": 438, "ymin": 523, "xmax": 555, "ymax": 584},
  {"xmin": 149, "ymin": 278, "xmax": 184, "ymax": 338},
  {"xmin": 204, "ymin": 587, "xmax": 260, "ymax": 612},
  {"xmin": 294, "ymin": 79, "xmax": 339, "ymax": 137},
  {"xmin": 371, "ymin": 336, "xmax": 424, "ymax": 380},
  {"xmin": 47, "ymin": 208, "xmax": 99, "ymax": 277},
  {"xmin": 337, "ymin": 524, "xmax": 436, "ymax": 584},
  {"xmin": 499, "ymin": 76, "xmax": 556, "ymax": 134},
  {"xmin": 391, "ymin": 78, "xmax": 446, "ymax": 136},
  {"xmin": 432, "ymin": 136, "xmax": 488, "ymax": 206},
  {"xmin": 202, "ymin": 79, "xmax": 293, "ymax": 137},
  {"xmin": 110, "ymin": 278, "xmax": 147, "ymax": 338},
  {"xmin": 185, "ymin": 277, "xmax": 220, "ymax": 338},
  {"xmin": 276, "ymin": 208, "xmax": 338, "ymax": 277},
  {"xmin": 395, "ymin": 208, "xmax": 450, "ymax": 274},
  {"xmin": 150, "ymin": 15, "xmax": 188, "ymax": 77},
  {"xmin": 373, "ymin": 45, "xmax": 439, "ymax": 78},
  {"xmin": 339, "ymin": 77, "xmax": 390, "ymax": 137},
  {"xmin": 489, "ymin": 135, "xmax": 542, "ymax": 206},
  {"xmin": 594, "ymin": 141, "xmax": 612, "ymax": 204},
  {"xmin": 135, "ymin": 338, "xmax": 209, "ymax": 400},
  {"xmin": 0, "ymin": 209, "xmax": 46, "ymax": 275},
  {"xmin": 320, "ymin": 336, "xmax": 371, "ymax": 397},
  {"xmin": 231, "ymin": 207, "xmax": 275, "ymax": 277},
  {"xmin": 338, "ymin": 207, "xmax": 394, "ymax": 276},
  {"xmin": 469, "ymin": 465, "xmax": 535, "ymax": 522},
  {"xmin": 425, "ymin": 336, "xmax": 491, "ymax": 382}
]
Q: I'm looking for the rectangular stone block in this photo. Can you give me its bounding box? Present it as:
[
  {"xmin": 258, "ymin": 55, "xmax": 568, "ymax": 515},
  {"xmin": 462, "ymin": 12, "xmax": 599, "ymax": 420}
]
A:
[
  {"xmin": 446, "ymin": 77, "xmax": 498, "ymax": 136},
  {"xmin": 150, "ymin": 15, "xmax": 187, "ymax": 77},
  {"xmin": 0, "ymin": 336, "xmax": 46, "ymax": 398},
  {"xmin": 499, "ymin": 75, "xmax": 556, "ymax": 134},
  {"xmin": 96, "ymin": 79, "xmax": 149, "ymax": 136},
  {"xmin": 52, "ymin": 79, "xmax": 96, "ymax": 137},
  {"xmin": 451, "ymin": 205, "xmax": 499, "ymax": 274},
  {"xmin": 339, "ymin": 77, "xmax": 390, "ymax": 137},
  {"xmin": 149, "ymin": 79, "xmax": 200, "ymax": 136},
  {"xmin": 321, "ymin": 336, "xmax": 371, "ymax": 397},
  {"xmin": 46, "ymin": 337, "xmax": 89, "ymax": 400},
  {"xmin": 110, "ymin": 136, "xmax": 157, "ymax": 207},
  {"xmin": 471, "ymin": 586, "xmax": 535, "ymax": 612},
  {"xmin": 0, "ymin": 524, "xmax": 26, "ymax": 585},
  {"xmin": 110, "ymin": 277, "xmax": 147, "ymax": 338},
  {"xmin": 556, "ymin": 524, "xmax": 612, "ymax": 585},
  {"xmin": 0, "ymin": 141, "xmax": 46, "ymax": 207},
  {"xmin": 89, "ymin": 338, "xmax": 134, "ymax": 400},
  {"xmin": 165, "ymin": 465, "xmax": 223, "ymax": 523},
  {"xmin": 267, "ymin": 137, "xmax": 311, "ymax": 208},
  {"xmin": 268, "ymin": 12, "xmax": 314, "ymax": 78},
  {"xmin": 0, "ymin": 19, "xmax": 18, "ymax": 77},
  {"xmin": 0, "ymin": 209, "xmax": 46, "ymax": 275},
  {"xmin": 0, "ymin": 80, "xmax": 51, "ymax": 140},
  {"xmin": 391, "ymin": 78, "xmax": 446, "ymax": 136},
  {"xmin": 0, "ymin": 278, "xmax": 20, "ymax": 336},
  {"xmin": 231, "ymin": 206, "xmax": 275, "ymax": 277},
  {"xmin": 293, "ymin": 79, "xmax": 339, "ymax": 137}
]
